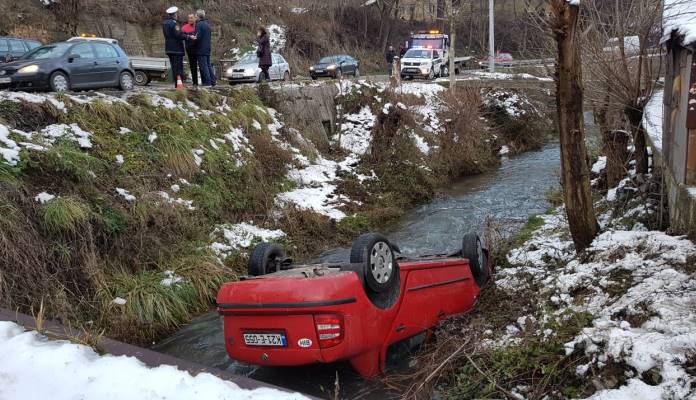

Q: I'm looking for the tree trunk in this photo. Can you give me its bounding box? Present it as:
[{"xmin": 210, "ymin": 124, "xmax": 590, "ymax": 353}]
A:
[
  {"xmin": 625, "ymin": 106, "xmax": 649, "ymax": 174},
  {"xmin": 449, "ymin": 0, "xmax": 456, "ymax": 92},
  {"xmin": 551, "ymin": 0, "xmax": 599, "ymax": 252},
  {"xmin": 602, "ymin": 129, "xmax": 631, "ymax": 188}
]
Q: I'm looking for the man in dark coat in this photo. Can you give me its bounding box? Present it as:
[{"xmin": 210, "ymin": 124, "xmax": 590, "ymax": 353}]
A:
[
  {"xmin": 162, "ymin": 6, "xmax": 193, "ymax": 88},
  {"xmin": 256, "ymin": 27, "xmax": 272, "ymax": 82},
  {"xmin": 386, "ymin": 45, "xmax": 396, "ymax": 77},
  {"xmin": 194, "ymin": 9, "xmax": 216, "ymax": 86}
]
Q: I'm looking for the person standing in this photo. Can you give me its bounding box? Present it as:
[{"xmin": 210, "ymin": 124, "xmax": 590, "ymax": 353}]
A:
[
  {"xmin": 256, "ymin": 27, "xmax": 272, "ymax": 82},
  {"xmin": 385, "ymin": 45, "xmax": 396, "ymax": 77},
  {"xmin": 182, "ymin": 13, "xmax": 198, "ymax": 86},
  {"xmin": 162, "ymin": 6, "xmax": 193, "ymax": 88},
  {"xmin": 194, "ymin": 9, "xmax": 216, "ymax": 87}
]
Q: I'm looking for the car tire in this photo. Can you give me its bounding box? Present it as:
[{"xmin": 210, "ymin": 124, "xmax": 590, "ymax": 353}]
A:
[
  {"xmin": 428, "ymin": 68, "xmax": 435, "ymax": 80},
  {"xmin": 134, "ymin": 70, "xmax": 150, "ymax": 86},
  {"xmin": 49, "ymin": 71, "xmax": 70, "ymax": 92},
  {"xmin": 311, "ymin": 75, "xmax": 317, "ymax": 80},
  {"xmin": 283, "ymin": 71, "xmax": 290, "ymax": 81},
  {"xmin": 119, "ymin": 71, "xmax": 134, "ymax": 91},
  {"xmin": 350, "ymin": 233, "xmax": 399, "ymax": 293},
  {"xmin": 354, "ymin": 67, "xmax": 360, "ymax": 78},
  {"xmin": 335, "ymin": 69, "xmax": 342, "ymax": 80},
  {"xmin": 248, "ymin": 242, "xmax": 285, "ymax": 276},
  {"xmin": 462, "ymin": 232, "xmax": 488, "ymax": 287}
]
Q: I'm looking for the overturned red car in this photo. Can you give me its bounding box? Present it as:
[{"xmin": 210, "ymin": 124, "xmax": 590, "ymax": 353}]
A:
[{"xmin": 216, "ymin": 232, "xmax": 491, "ymax": 378}]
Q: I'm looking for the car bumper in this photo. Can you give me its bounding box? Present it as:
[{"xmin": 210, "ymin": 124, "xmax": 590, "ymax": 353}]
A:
[
  {"xmin": 400, "ymin": 67, "xmax": 430, "ymax": 77},
  {"xmin": 0, "ymin": 73, "xmax": 50, "ymax": 90},
  {"xmin": 310, "ymin": 70, "xmax": 338, "ymax": 78}
]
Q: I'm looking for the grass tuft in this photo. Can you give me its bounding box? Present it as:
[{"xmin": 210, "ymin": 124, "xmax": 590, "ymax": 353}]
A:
[{"xmin": 40, "ymin": 196, "xmax": 90, "ymax": 234}]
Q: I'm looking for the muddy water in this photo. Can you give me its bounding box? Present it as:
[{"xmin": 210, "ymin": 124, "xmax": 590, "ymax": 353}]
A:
[{"xmin": 153, "ymin": 144, "xmax": 561, "ymax": 399}]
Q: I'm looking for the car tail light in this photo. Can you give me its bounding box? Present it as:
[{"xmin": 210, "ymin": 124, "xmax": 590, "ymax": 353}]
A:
[{"xmin": 314, "ymin": 314, "xmax": 344, "ymax": 348}]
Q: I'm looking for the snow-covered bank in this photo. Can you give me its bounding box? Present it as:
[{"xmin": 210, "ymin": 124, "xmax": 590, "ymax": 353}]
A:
[
  {"xmin": 0, "ymin": 321, "xmax": 308, "ymax": 400},
  {"xmin": 498, "ymin": 191, "xmax": 696, "ymax": 398}
]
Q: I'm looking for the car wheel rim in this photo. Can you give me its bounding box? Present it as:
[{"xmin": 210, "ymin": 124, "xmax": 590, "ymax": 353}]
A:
[
  {"xmin": 53, "ymin": 75, "xmax": 68, "ymax": 92},
  {"xmin": 121, "ymin": 74, "xmax": 133, "ymax": 90},
  {"xmin": 370, "ymin": 242, "xmax": 393, "ymax": 284},
  {"xmin": 135, "ymin": 73, "xmax": 146, "ymax": 84}
]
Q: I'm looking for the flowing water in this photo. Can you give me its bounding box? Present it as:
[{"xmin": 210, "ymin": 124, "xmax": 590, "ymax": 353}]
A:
[{"xmin": 153, "ymin": 143, "xmax": 561, "ymax": 399}]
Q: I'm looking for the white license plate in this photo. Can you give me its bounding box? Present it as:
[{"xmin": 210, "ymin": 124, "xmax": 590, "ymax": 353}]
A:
[
  {"xmin": 243, "ymin": 332, "xmax": 287, "ymax": 347},
  {"xmin": 315, "ymin": 70, "xmax": 324, "ymax": 73},
  {"xmin": 231, "ymin": 73, "xmax": 244, "ymax": 78},
  {"xmin": 0, "ymin": 77, "xmax": 10, "ymax": 84}
]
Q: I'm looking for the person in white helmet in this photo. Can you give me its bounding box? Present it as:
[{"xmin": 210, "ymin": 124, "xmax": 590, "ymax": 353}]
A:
[{"xmin": 162, "ymin": 6, "xmax": 195, "ymax": 87}]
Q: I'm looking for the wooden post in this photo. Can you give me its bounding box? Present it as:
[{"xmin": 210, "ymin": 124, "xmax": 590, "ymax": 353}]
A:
[
  {"xmin": 551, "ymin": 0, "xmax": 600, "ymax": 251},
  {"xmin": 686, "ymin": 58, "xmax": 696, "ymax": 185}
]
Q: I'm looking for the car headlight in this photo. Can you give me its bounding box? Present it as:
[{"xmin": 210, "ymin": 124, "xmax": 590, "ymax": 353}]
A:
[
  {"xmin": 327, "ymin": 64, "xmax": 337, "ymax": 70},
  {"xmin": 421, "ymin": 62, "xmax": 430, "ymax": 67},
  {"xmin": 226, "ymin": 67, "xmax": 233, "ymax": 74},
  {"xmin": 420, "ymin": 67, "xmax": 430, "ymax": 74},
  {"xmin": 309, "ymin": 66, "xmax": 314, "ymax": 71},
  {"xmin": 18, "ymin": 65, "xmax": 39, "ymax": 74}
]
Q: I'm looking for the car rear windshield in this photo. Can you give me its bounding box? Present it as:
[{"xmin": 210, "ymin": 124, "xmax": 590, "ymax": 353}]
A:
[
  {"xmin": 404, "ymin": 49, "xmax": 432, "ymax": 59},
  {"xmin": 20, "ymin": 43, "xmax": 71, "ymax": 60}
]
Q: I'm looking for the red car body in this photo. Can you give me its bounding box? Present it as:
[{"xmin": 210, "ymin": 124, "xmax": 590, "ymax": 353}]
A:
[{"xmin": 216, "ymin": 255, "xmax": 487, "ymax": 377}]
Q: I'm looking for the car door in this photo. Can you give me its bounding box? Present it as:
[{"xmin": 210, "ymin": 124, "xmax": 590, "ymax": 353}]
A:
[
  {"xmin": 92, "ymin": 43, "xmax": 121, "ymax": 86},
  {"xmin": 64, "ymin": 42, "xmax": 98, "ymax": 88}
]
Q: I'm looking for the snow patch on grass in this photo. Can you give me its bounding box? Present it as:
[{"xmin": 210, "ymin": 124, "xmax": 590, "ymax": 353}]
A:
[{"xmin": 210, "ymin": 223, "xmax": 286, "ymax": 260}]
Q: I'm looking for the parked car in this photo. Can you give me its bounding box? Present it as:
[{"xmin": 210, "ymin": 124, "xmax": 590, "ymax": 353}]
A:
[
  {"xmin": 310, "ymin": 55, "xmax": 360, "ymax": 80},
  {"xmin": 0, "ymin": 37, "xmax": 42, "ymax": 63},
  {"xmin": 223, "ymin": 52, "xmax": 290, "ymax": 84},
  {"xmin": 400, "ymin": 48, "xmax": 446, "ymax": 80},
  {"xmin": 0, "ymin": 39, "xmax": 135, "ymax": 92},
  {"xmin": 478, "ymin": 52, "xmax": 514, "ymax": 69},
  {"xmin": 217, "ymin": 232, "xmax": 492, "ymax": 377}
]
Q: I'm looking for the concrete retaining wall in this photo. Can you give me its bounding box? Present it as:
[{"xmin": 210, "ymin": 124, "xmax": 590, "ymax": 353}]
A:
[{"xmin": 272, "ymin": 84, "xmax": 339, "ymax": 150}]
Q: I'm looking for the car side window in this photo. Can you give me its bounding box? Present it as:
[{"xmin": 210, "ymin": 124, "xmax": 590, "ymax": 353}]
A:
[
  {"xmin": 70, "ymin": 43, "xmax": 95, "ymax": 59},
  {"xmin": 272, "ymin": 54, "xmax": 279, "ymax": 64},
  {"xmin": 8, "ymin": 40, "xmax": 25, "ymax": 52},
  {"xmin": 433, "ymin": 51, "xmax": 440, "ymax": 59},
  {"xmin": 94, "ymin": 43, "xmax": 119, "ymax": 59},
  {"xmin": 0, "ymin": 40, "xmax": 8, "ymax": 52},
  {"xmin": 278, "ymin": 55, "xmax": 286, "ymax": 64}
]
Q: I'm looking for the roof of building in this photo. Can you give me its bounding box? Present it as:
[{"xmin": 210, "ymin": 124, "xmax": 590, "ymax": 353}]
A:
[{"xmin": 662, "ymin": 0, "xmax": 696, "ymax": 47}]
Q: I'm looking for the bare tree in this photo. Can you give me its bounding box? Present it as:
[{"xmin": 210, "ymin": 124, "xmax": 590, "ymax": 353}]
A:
[
  {"xmin": 549, "ymin": 0, "xmax": 600, "ymax": 251},
  {"xmin": 47, "ymin": 0, "xmax": 83, "ymax": 37},
  {"xmin": 581, "ymin": 0, "xmax": 663, "ymax": 177}
]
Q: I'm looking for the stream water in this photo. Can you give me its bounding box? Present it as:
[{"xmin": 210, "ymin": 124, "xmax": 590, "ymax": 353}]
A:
[{"xmin": 153, "ymin": 143, "xmax": 561, "ymax": 399}]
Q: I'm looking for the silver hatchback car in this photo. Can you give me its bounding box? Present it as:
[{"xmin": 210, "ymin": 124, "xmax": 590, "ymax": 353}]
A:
[{"xmin": 224, "ymin": 52, "xmax": 290, "ymax": 84}]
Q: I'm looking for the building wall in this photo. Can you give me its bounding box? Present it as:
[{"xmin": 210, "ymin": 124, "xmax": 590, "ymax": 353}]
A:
[{"xmin": 655, "ymin": 41, "xmax": 696, "ymax": 238}]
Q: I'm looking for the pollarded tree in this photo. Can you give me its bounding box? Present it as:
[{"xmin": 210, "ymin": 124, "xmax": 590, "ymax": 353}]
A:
[{"xmin": 549, "ymin": 0, "xmax": 600, "ymax": 251}]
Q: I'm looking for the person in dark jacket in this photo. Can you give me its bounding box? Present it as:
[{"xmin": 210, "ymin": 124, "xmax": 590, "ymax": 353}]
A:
[
  {"xmin": 162, "ymin": 6, "xmax": 194, "ymax": 88},
  {"xmin": 194, "ymin": 9, "xmax": 216, "ymax": 86},
  {"xmin": 182, "ymin": 13, "xmax": 198, "ymax": 86},
  {"xmin": 256, "ymin": 27, "xmax": 272, "ymax": 82},
  {"xmin": 386, "ymin": 45, "xmax": 396, "ymax": 77}
]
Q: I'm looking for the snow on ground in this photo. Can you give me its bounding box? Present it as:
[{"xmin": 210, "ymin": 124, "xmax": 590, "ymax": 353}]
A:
[
  {"xmin": 0, "ymin": 321, "xmax": 308, "ymax": 400},
  {"xmin": 210, "ymin": 222, "xmax": 286, "ymax": 260},
  {"xmin": 34, "ymin": 192, "xmax": 56, "ymax": 204},
  {"xmin": 483, "ymin": 90, "xmax": 538, "ymax": 118},
  {"xmin": 0, "ymin": 124, "xmax": 20, "ymax": 165},
  {"xmin": 592, "ymin": 156, "xmax": 607, "ymax": 174},
  {"xmin": 268, "ymin": 24, "xmax": 287, "ymax": 52},
  {"xmin": 498, "ymin": 184, "xmax": 696, "ymax": 399},
  {"xmin": 642, "ymin": 90, "xmax": 663, "ymax": 152},
  {"xmin": 339, "ymin": 106, "xmax": 376, "ymax": 155},
  {"xmin": 277, "ymin": 155, "xmax": 348, "ymax": 220}
]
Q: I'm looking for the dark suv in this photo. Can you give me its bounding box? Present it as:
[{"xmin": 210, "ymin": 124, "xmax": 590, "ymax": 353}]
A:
[{"xmin": 0, "ymin": 37, "xmax": 42, "ymax": 63}]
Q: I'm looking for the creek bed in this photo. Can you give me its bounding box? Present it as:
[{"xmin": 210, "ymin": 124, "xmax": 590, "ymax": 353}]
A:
[{"xmin": 153, "ymin": 143, "xmax": 561, "ymax": 399}]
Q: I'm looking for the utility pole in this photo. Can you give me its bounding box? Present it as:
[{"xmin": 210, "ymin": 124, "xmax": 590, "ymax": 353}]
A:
[
  {"xmin": 449, "ymin": 0, "xmax": 456, "ymax": 92},
  {"xmin": 488, "ymin": 0, "xmax": 495, "ymax": 72}
]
